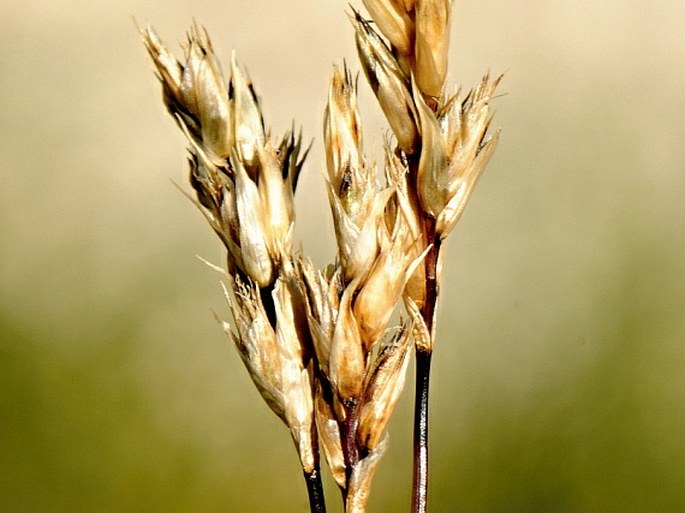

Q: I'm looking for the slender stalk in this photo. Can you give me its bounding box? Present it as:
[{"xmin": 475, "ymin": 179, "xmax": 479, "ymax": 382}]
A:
[
  {"xmin": 412, "ymin": 219, "xmax": 441, "ymax": 513},
  {"xmin": 412, "ymin": 348, "xmax": 432, "ymax": 513},
  {"xmin": 303, "ymin": 464, "xmax": 327, "ymax": 513},
  {"xmin": 419, "ymin": 221, "xmax": 441, "ymax": 336}
]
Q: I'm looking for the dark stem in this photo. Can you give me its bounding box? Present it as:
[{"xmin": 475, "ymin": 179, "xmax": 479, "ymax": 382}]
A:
[
  {"xmin": 411, "ymin": 219, "xmax": 441, "ymax": 513},
  {"xmin": 303, "ymin": 463, "xmax": 327, "ymax": 513},
  {"xmin": 420, "ymin": 222, "xmax": 441, "ymax": 335},
  {"xmin": 412, "ymin": 348, "xmax": 432, "ymax": 513}
]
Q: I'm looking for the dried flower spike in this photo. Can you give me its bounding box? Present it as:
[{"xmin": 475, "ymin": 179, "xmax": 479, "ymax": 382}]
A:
[{"xmin": 143, "ymin": 3, "xmax": 502, "ymax": 511}]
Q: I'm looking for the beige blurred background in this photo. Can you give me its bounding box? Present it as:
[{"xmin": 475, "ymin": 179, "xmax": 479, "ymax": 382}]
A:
[{"xmin": 2, "ymin": 1, "xmax": 685, "ymax": 511}]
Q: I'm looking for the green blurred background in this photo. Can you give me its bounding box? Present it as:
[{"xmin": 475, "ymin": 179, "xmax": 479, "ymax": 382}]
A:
[{"xmin": 2, "ymin": 1, "xmax": 684, "ymax": 511}]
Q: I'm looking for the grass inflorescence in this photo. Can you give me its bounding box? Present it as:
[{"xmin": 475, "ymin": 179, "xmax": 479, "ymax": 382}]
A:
[{"xmin": 141, "ymin": 3, "xmax": 501, "ymax": 511}]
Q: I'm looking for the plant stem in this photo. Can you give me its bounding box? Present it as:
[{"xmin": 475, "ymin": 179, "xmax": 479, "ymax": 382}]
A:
[
  {"xmin": 412, "ymin": 348, "xmax": 432, "ymax": 513},
  {"xmin": 412, "ymin": 220, "xmax": 441, "ymax": 513},
  {"xmin": 304, "ymin": 463, "xmax": 327, "ymax": 513}
]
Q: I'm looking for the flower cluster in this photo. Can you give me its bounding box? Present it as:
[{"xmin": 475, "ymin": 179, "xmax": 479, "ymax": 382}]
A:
[{"xmin": 142, "ymin": 2, "xmax": 501, "ymax": 511}]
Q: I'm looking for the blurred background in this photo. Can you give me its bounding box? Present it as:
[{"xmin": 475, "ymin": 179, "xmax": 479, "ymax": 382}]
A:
[{"xmin": 2, "ymin": 1, "xmax": 685, "ymax": 511}]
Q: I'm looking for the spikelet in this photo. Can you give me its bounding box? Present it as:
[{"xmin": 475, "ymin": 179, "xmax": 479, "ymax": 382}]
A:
[
  {"xmin": 357, "ymin": 326, "xmax": 412, "ymax": 450},
  {"xmin": 145, "ymin": 24, "xmax": 232, "ymax": 161},
  {"xmin": 273, "ymin": 278, "xmax": 316, "ymax": 472},
  {"xmin": 221, "ymin": 278, "xmax": 285, "ymax": 421},
  {"xmin": 328, "ymin": 279, "xmax": 366, "ymax": 403},
  {"xmin": 353, "ymin": 12, "xmax": 419, "ymax": 154},
  {"xmin": 354, "ymin": 2, "xmax": 500, "ymax": 242},
  {"xmin": 324, "ymin": 65, "xmax": 385, "ymax": 284},
  {"xmin": 352, "ymin": 216, "xmax": 423, "ymax": 348},
  {"xmin": 415, "ymin": 74, "xmax": 502, "ymax": 238}
]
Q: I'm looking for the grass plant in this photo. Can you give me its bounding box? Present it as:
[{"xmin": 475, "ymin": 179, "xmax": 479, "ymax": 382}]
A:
[{"xmin": 141, "ymin": 3, "xmax": 500, "ymax": 511}]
